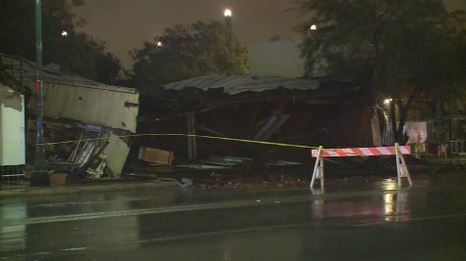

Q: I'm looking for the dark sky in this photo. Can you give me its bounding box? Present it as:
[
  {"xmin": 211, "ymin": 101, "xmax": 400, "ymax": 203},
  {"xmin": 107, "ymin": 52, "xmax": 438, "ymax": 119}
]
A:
[{"xmin": 73, "ymin": 0, "xmax": 466, "ymax": 68}]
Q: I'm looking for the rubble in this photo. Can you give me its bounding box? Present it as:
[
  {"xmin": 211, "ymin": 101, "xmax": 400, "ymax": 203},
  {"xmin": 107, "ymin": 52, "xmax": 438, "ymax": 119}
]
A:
[
  {"xmin": 137, "ymin": 75, "xmax": 377, "ymax": 163},
  {"xmin": 44, "ymin": 123, "xmax": 134, "ymax": 180},
  {"xmin": 1, "ymin": 54, "xmax": 140, "ymax": 182},
  {"xmin": 101, "ymin": 134, "xmax": 130, "ymax": 177},
  {"xmin": 86, "ymin": 154, "xmax": 107, "ymax": 179}
]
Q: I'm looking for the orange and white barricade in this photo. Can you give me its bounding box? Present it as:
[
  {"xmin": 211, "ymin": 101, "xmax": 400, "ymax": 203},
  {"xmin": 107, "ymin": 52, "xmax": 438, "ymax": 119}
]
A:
[{"xmin": 310, "ymin": 143, "xmax": 412, "ymax": 189}]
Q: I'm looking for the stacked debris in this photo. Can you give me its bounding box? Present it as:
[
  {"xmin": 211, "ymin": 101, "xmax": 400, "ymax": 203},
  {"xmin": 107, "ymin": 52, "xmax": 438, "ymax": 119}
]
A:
[
  {"xmin": 45, "ymin": 124, "xmax": 131, "ymax": 180},
  {"xmin": 2, "ymin": 53, "xmax": 140, "ymax": 181}
]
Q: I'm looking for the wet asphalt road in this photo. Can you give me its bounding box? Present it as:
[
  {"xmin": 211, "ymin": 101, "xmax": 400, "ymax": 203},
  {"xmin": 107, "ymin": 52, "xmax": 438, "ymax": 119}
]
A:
[{"xmin": 1, "ymin": 174, "xmax": 465, "ymax": 260}]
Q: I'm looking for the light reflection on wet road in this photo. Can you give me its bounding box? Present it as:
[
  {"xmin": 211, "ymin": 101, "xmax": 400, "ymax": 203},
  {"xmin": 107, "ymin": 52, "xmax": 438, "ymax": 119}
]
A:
[{"xmin": 1, "ymin": 174, "xmax": 465, "ymax": 260}]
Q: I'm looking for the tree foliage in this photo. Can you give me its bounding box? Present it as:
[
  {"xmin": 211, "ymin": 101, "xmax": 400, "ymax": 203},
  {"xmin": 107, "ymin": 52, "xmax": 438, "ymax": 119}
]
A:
[
  {"xmin": 130, "ymin": 21, "xmax": 250, "ymax": 88},
  {"xmin": 297, "ymin": 0, "xmax": 466, "ymax": 143},
  {"xmin": 0, "ymin": 0, "xmax": 121, "ymax": 84}
]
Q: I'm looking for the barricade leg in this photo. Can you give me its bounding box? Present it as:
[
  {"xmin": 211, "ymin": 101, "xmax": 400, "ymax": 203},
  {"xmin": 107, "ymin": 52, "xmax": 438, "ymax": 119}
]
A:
[
  {"xmin": 310, "ymin": 146, "xmax": 324, "ymax": 189},
  {"xmin": 395, "ymin": 143, "xmax": 413, "ymax": 187}
]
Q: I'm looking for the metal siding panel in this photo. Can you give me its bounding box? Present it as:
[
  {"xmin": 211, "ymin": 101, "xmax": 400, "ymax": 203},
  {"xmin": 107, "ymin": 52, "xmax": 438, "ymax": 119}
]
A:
[{"xmin": 43, "ymin": 84, "xmax": 138, "ymax": 132}]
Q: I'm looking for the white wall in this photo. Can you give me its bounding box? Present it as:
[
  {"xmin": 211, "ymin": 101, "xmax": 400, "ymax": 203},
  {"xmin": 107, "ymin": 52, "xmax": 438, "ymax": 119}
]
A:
[{"xmin": 0, "ymin": 84, "xmax": 26, "ymax": 166}]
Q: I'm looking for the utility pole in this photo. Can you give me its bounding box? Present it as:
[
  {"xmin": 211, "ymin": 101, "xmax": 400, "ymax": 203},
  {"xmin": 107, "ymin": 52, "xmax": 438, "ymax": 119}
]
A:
[{"xmin": 30, "ymin": 0, "xmax": 49, "ymax": 186}]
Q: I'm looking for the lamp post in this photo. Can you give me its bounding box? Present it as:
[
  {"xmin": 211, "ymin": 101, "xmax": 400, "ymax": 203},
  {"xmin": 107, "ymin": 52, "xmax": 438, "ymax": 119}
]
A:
[{"xmin": 30, "ymin": 0, "xmax": 49, "ymax": 186}]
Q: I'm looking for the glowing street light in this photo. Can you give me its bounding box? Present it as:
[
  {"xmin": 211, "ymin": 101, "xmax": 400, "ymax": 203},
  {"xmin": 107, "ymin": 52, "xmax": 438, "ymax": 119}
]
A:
[
  {"xmin": 309, "ymin": 24, "xmax": 318, "ymax": 31},
  {"xmin": 60, "ymin": 30, "xmax": 69, "ymax": 37},
  {"xmin": 383, "ymin": 98, "xmax": 393, "ymax": 105},
  {"xmin": 223, "ymin": 8, "xmax": 233, "ymax": 29},
  {"xmin": 154, "ymin": 36, "xmax": 164, "ymax": 47},
  {"xmin": 224, "ymin": 8, "xmax": 232, "ymax": 18}
]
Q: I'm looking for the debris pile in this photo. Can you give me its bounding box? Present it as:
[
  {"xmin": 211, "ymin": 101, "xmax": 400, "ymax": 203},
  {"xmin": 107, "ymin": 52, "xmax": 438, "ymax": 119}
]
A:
[
  {"xmin": 45, "ymin": 124, "xmax": 131, "ymax": 180},
  {"xmin": 137, "ymin": 75, "xmax": 377, "ymax": 162}
]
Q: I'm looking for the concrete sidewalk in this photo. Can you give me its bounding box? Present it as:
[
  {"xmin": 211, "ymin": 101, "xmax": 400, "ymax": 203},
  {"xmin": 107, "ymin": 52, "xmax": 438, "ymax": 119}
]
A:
[{"xmin": 0, "ymin": 179, "xmax": 177, "ymax": 199}]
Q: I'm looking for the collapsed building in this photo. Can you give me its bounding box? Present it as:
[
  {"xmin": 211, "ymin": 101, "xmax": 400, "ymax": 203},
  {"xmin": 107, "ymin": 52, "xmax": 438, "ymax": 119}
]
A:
[
  {"xmin": 2, "ymin": 50, "xmax": 462, "ymax": 182},
  {"xmin": 136, "ymin": 75, "xmax": 381, "ymax": 164},
  {"xmin": 0, "ymin": 54, "xmax": 139, "ymax": 179}
]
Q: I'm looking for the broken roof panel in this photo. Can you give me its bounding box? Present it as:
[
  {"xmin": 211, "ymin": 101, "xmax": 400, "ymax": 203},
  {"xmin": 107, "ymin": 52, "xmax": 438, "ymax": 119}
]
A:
[
  {"xmin": 163, "ymin": 75, "xmax": 320, "ymax": 95},
  {"xmin": 1, "ymin": 53, "xmax": 136, "ymax": 94}
]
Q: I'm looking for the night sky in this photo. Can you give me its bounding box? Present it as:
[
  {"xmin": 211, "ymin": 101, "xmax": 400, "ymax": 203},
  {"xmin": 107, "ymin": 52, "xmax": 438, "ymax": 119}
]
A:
[{"xmin": 73, "ymin": 0, "xmax": 466, "ymax": 68}]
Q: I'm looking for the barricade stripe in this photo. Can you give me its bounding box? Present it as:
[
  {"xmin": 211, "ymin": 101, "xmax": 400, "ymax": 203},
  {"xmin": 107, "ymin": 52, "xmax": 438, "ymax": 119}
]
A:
[
  {"xmin": 311, "ymin": 145, "xmax": 411, "ymax": 158},
  {"xmin": 379, "ymin": 147, "xmax": 389, "ymax": 155},
  {"xmin": 360, "ymin": 148, "xmax": 373, "ymax": 156},
  {"xmin": 400, "ymin": 146, "xmax": 410, "ymax": 154},
  {"xmin": 336, "ymin": 149, "xmax": 347, "ymax": 157},
  {"xmin": 342, "ymin": 148, "xmax": 355, "ymax": 155},
  {"xmin": 353, "ymin": 148, "xmax": 364, "ymax": 156}
]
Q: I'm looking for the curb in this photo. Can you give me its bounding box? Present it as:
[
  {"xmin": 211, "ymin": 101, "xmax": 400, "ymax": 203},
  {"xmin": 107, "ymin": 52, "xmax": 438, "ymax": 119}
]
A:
[{"xmin": 0, "ymin": 180, "xmax": 178, "ymax": 199}]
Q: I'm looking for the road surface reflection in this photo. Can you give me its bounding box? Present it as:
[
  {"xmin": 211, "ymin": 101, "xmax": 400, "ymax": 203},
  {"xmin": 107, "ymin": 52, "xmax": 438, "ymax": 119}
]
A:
[{"xmin": 311, "ymin": 179, "xmax": 412, "ymax": 224}]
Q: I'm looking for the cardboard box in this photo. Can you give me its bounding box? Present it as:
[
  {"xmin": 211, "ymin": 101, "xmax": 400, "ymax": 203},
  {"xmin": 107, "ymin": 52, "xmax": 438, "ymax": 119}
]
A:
[
  {"xmin": 138, "ymin": 147, "xmax": 174, "ymax": 165},
  {"xmin": 50, "ymin": 173, "xmax": 69, "ymax": 185}
]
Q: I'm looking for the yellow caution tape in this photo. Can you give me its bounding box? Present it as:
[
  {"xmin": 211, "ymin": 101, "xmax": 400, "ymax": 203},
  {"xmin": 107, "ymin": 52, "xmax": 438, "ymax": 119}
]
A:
[{"xmin": 40, "ymin": 133, "xmax": 318, "ymax": 149}]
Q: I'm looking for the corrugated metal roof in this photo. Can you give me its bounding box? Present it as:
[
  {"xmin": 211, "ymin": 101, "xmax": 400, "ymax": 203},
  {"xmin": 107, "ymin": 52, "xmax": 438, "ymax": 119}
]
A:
[
  {"xmin": 0, "ymin": 53, "xmax": 136, "ymax": 94},
  {"xmin": 163, "ymin": 75, "xmax": 319, "ymax": 95}
]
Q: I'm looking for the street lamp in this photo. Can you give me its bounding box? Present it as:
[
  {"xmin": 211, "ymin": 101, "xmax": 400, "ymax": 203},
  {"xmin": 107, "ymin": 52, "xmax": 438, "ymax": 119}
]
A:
[
  {"xmin": 309, "ymin": 24, "xmax": 318, "ymax": 31},
  {"xmin": 60, "ymin": 29, "xmax": 69, "ymax": 37},
  {"xmin": 154, "ymin": 36, "xmax": 164, "ymax": 47},
  {"xmin": 31, "ymin": 0, "xmax": 49, "ymax": 186},
  {"xmin": 224, "ymin": 8, "xmax": 232, "ymax": 29},
  {"xmin": 224, "ymin": 8, "xmax": 232, "ymax": 18}
]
